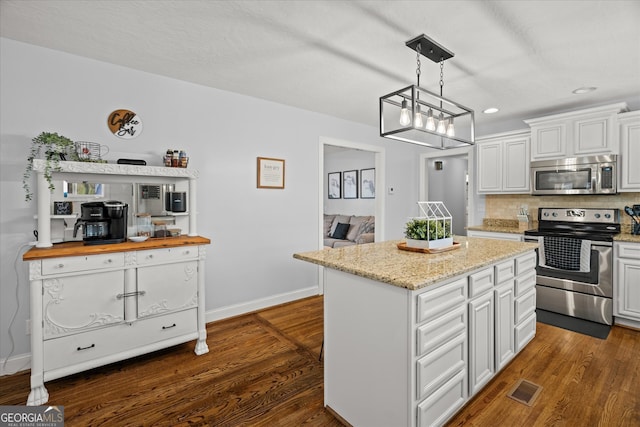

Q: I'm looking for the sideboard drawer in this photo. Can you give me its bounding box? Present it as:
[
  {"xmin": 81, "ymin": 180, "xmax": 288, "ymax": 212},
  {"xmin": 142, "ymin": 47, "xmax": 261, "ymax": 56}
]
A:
[
  {"xmin": 136, "ymin": 247, "xmax": 198, "ymax": 265},
  {"xmin": 42, "ymin": 253, "xmax": 124, "ymax": 275},
  {"xmin": 44, "ymin": 308, "xmax": 197, "ymax": 372}
]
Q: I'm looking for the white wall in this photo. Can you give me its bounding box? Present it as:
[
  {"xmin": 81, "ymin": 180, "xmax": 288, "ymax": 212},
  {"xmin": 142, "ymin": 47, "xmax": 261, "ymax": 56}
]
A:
[
  {"xmin": 0, "ymin": 38, "xmax": 424, "ymax": 370},
  {"xmin": 324, "ymin": 148, "xmax": 375, "ymax": 216}
]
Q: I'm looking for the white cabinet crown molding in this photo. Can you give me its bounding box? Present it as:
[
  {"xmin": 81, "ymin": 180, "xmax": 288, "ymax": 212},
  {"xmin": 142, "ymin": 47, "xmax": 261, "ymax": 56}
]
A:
[{"xmin": 523, "ymin": 102, "xmax": 628, "ymax": 125}]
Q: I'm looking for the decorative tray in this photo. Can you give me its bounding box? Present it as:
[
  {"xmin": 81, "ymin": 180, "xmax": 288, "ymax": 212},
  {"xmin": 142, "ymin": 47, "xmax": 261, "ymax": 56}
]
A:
[{"xmin": 397, "ymin": 241, "xmax": 461, "ymax": 254}]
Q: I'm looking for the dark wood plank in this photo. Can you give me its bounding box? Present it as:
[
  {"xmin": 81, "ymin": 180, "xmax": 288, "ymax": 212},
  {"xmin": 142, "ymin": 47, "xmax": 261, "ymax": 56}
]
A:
[{"xmin": 2, "ymin": 296, "xmax": 638, "ymax": 427}]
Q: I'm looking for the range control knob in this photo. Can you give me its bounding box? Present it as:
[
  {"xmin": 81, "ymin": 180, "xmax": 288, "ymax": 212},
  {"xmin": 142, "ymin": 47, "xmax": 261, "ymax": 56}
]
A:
[
  {"xmin": 605, "ymin": 213, "xmax": 611, "ymax": 219},
  {"xmin": 543, "ymin": 212, "xmax": 549, "ymax": 217},
  {"xmin": 552, "ymin": 212, "xmax": 558, "ymax": 217},
  {"xmin": 594, "ymin": 213, "xmax": 601, "ymax": 219}
]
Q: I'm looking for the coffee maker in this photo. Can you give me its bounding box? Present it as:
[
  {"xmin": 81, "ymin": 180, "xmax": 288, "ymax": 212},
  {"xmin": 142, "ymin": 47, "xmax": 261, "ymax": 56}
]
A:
[{"xmin": 74, "ymin": 201, "xmax": 128, "ymax": 244}]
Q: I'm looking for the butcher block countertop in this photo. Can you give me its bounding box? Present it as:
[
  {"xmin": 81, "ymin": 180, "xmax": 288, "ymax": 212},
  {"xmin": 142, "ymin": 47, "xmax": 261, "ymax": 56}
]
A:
[
  {"xmin": 23, "ymin": 235, "xmax": 211, "ymax": 261},
  {"xmin": 294, "ymin": 236, "xmax": 538, "ymax": 291}
]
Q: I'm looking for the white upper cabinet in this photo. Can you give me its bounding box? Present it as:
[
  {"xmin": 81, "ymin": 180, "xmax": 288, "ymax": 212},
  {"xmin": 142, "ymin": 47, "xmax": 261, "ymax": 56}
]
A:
[
  {"xmin": 525, "ymin": 103, "xmax": 627, "ymax": 161},
  {"xmin": 477, "ymin": 131, "xmax": 530, "ymax": 194},
  {"xmin": 618, "ymin": 111, "xmax": 640, "ymax": 191}
]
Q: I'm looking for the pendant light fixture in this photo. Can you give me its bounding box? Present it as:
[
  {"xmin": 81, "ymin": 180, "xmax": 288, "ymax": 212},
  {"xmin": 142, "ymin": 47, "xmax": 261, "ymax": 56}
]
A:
[{"xmin": 379, "ymin": 34, "xmax": 475, "ymax": 149}]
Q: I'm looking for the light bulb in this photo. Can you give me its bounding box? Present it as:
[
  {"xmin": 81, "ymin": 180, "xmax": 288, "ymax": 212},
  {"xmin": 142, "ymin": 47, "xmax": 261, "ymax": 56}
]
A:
[
  {"xmin": 399, "ymin": 99, "xmax": 411, "ymax": 126},
  {"xmin": 413, "ymin": 104, "xmax": 423, "ymax": 128},
  {"xmin": 425, "ymin": 108, "xmax": 436, "ymax": 131},
  {"xmin": 446, "ymin": 118, "xmax": 455, "ymax": 137},
  {"xmin": 436, "ymin": 113, "xmax": 446, "ymax": 134}
]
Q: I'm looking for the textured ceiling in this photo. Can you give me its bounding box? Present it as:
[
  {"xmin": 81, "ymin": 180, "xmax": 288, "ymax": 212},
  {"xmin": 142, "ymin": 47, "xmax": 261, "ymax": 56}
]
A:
[{"xmin": 2, "ymin": 0, "xmax": 639, "ymax": 135}]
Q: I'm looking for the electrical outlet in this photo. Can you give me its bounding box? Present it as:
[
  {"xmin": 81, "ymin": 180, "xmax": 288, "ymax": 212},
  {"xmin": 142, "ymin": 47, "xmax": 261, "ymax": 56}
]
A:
[{"xmin": 26, "ymin": 319, "xmax": 31, "ymax": 335}]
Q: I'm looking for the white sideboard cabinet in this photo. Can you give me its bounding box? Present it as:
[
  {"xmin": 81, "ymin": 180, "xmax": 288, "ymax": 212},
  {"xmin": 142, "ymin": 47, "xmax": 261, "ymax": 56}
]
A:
[
  {"xmin": 24, "ymin": 160, "xmax": 210, "ymax": 405},
  {"xmin": 525, "ymin": 102, "xmax": 627, "ymax": 161}
]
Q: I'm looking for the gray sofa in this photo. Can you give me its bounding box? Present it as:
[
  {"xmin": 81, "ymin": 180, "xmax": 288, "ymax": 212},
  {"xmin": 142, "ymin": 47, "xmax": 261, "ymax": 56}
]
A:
[{"xmin": 324, "ymin": 214, "xmax": 375, "ymax": 248}]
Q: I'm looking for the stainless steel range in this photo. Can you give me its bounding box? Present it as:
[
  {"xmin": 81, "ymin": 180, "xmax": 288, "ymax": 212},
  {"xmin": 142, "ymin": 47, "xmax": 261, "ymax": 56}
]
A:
[{"xmin": 524, "ymin": 207, "xmax": 620, "ymax": 325}]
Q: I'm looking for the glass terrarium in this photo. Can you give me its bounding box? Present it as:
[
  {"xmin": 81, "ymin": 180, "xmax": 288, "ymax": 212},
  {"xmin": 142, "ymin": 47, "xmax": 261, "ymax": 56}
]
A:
[{"xmin": 404, "ymin": 201, "xmax": 453, "ymax": 249}]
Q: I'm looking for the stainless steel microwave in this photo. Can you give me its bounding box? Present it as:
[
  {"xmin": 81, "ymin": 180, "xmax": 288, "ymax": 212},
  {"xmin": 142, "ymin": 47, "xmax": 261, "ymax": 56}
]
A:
[{"xmin": 530, "ymin": 155, "xmax": 617, "ymax": 195}]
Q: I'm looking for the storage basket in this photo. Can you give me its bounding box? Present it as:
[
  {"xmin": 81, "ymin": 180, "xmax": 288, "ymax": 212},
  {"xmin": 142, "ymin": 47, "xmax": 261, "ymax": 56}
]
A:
[{"xmin": 75, "ymin": 141, "xmax": 109, "ymax": 162}]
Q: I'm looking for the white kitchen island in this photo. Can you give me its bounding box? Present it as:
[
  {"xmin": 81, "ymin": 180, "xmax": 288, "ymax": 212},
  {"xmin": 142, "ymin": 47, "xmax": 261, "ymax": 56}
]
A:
[{"xmin": 294, "ymin": 237, "xmax": 538, "ymax": 427}]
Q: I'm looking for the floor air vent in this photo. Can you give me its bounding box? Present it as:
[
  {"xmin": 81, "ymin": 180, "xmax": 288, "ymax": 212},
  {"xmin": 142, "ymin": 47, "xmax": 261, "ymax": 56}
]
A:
[{"xmin": 507, "ymin": 379, "xmax": 542, "ymax": 406}]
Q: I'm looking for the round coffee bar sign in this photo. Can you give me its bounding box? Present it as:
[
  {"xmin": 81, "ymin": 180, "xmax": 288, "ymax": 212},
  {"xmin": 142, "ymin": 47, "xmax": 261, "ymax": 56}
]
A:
[{"xmin": 108, "ymin": 109, "xmax": 143, "ymax": 139}]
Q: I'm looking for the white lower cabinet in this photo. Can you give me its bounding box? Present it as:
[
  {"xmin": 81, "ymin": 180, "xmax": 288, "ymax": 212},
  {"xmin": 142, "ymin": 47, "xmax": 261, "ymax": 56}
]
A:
[
  {"xmin": 26, "ymin": 244, "xmax": 209, "ymax": 405},
  {"xmin": 468, "ymin": 289, "xmax": 494, "ymax": 396},
  {"xmin": 614, "ymin": 242, "xmax": 640, "ymax": 327},
  {"xmin": 323, "ymin": 250, "xmax": 537, "ymax": 427},
  {"xmin": 494, "ymin": 281, "xmax": 515, "ymax": 372}
]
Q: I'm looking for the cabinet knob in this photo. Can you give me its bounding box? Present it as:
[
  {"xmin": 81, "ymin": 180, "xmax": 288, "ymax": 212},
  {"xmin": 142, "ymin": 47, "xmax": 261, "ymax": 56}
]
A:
[
  {"xmin": 57, "ymin": 264, "xmax": 64, "ymax": 268},
  {"xmin": 106, "ymin": 259, "xmax": 113, "ymax": 264}
]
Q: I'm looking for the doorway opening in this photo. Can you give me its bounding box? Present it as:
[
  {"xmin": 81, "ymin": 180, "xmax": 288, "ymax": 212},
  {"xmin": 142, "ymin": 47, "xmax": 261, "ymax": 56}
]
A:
[{"xmin": 419, "ymin": 147, "xmax": 478, "ymax": 236}]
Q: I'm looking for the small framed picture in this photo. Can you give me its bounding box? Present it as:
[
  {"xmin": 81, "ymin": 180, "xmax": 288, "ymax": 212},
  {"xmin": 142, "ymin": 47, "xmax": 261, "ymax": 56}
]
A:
[
  {"xmin": 257, "ymin": 157, "xmax": 285, "ymax": 189},
  {"xmin": 328, "ymin": 172, "xmax": 341, "ymax": 199},
  {"xmin": 343, "ymin": 170, "xmax": 358, "ymax": 199},
  {"xmin": 360, "ymin": 168, "xmax": 375, "ymax": 199}
]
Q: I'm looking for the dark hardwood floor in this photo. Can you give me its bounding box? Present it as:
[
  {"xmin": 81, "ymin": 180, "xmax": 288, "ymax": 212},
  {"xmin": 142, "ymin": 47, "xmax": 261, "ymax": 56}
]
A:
[{"xmin": 1, "ymin": 295, "xmax": 638, "ymax": 426}]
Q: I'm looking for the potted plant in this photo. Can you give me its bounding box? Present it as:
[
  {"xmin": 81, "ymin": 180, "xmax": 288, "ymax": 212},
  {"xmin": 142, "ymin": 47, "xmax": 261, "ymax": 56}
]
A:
[
  {"xmin": 405, "ymin": 218, "xmax": 453, "ymax": 249},
  {"xmin": 404, "ymin": 201, "xmax": 454, "ymax": 250},
  {"xmin": 23, "ymin": 132, "xmax": 78, "ymax": 201}
]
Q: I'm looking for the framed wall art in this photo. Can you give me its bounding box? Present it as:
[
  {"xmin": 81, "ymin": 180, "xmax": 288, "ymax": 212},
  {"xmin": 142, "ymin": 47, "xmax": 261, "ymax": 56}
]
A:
[
  {"xmin": 360, "ymin": 168, "xmax": 375, "ymax": 199},
  {"xmin": 257, "ymin": 157, "xmax": 285, "ymax": 189},
  {"xmin": 343, "ymin": 170, "xmax": 358, "ymax": 199},
  {"xmin": 328, "ymin": 172, "xmax": 341, "ymax": 199}
]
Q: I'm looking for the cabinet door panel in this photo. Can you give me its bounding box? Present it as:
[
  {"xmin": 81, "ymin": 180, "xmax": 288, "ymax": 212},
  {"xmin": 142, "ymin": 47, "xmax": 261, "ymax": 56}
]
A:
[
  {"xmin": 43, "ymin": 270, "xmax": 124, "ymax": 339},
  {"xmin": 516, "ymin": 312, "xmax": 536, "ymax": 352},
  {"xmin": 137, "ymin": 261, "xmax": 198, "ymax": 318},
  {"xmin": 417, "ymin": 333, "xmax": 466, "ymax": 400},
  {"xmin": 531, "ymin": 123, "xmax": 566, "ymax": 159},
  {"xmin": 574, "ymin": 117, "xmax": 610, "ymax": 155},
  {"xmin": 616, "ymin": 258, "xmax": 640, "ymax": 321},
  {"xmin": 495, "ymin": 282, "xmax": 515, "ymax": 371},
  {"xmin": 468, "ymin": 291, "xmax": 495, "ymax": 396},
  {"xmin": 620, "ymin": 119, "xmax": 640, "ymax": 190},
  {"xmin": 503, "ymin": 138, "xmax": 530, "ymax": 192},
  {"xmin": 477, "ymin": 142, "xmax": 502, "ymax": 192}
]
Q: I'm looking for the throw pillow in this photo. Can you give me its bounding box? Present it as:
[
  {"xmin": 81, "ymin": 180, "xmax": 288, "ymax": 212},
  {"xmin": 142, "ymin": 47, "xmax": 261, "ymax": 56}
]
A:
[
  {"xmin": 346, "ymin": 216, "xmax": 369, "ymax": 241},
  {"xmin": 331, "ymin": 222, "xmax": 350, "ymax": 240},
  {"xmin": 329, "ymin": 215, "xmax": 351, "ymax": 235}
]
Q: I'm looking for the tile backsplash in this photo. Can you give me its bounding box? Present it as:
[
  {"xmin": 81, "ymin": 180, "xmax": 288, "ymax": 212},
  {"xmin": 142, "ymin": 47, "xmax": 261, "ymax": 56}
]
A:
[{"xmin": 485, "ymin": 193, "xmax": 640, "ymax": 227}]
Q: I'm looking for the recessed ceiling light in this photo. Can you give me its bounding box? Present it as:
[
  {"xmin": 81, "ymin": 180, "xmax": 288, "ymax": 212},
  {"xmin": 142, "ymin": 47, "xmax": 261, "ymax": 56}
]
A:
[
  {"xmin": 483, "ymin": 107, "xmax": 499, "ymax": 114},
  {"xmin": 572, "ymin": 87, "xmax": 597, "ymax": 94}
]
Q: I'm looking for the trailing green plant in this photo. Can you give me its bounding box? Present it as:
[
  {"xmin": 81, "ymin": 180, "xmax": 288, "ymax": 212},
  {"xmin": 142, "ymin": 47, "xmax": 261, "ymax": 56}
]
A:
[
  {"xmin": 405, "ymin": 218, "xmax": 451, "ymax": 241},
  {"xmin": 23, "ymin": 132, "xmax": 78, "ymax": 202}
]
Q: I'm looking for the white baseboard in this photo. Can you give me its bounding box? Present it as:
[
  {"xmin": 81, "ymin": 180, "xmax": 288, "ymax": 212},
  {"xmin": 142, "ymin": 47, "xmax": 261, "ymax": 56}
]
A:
[
  {"xmin": 205, "ymin": 286, "xmax": 320, "ymax": 323},
  {"xmin": 0, "ymin": 353, "xmax": 31, "ymax": 376},
  {"xmin": 614, "ymin": 316, "xmax": 640, "ymax": 331}
]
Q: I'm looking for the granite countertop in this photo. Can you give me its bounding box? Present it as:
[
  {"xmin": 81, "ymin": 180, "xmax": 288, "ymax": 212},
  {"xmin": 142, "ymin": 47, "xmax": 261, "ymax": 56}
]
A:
[
  {"xmin": 466, "ymin": 225, "xmax": 525, "ymax": 234},
  {"xmin": 23, "ymin": 235, "xmax": 211, "ymax": 261},
  {"xmin": 293, "ymin": 236, "xmax": 538, "ymax": 291},
  {"xmin": 467, "ymin": 223, "xmax": 640, "ymax": 243}
]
